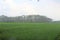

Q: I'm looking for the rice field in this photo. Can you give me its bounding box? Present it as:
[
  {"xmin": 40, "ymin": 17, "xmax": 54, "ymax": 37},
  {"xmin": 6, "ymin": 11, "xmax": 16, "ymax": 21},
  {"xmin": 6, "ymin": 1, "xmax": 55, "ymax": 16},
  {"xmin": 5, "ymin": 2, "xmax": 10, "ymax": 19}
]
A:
[{"xmin": 0, "ymin": 23, "xmax": 60, "ymax": 40}]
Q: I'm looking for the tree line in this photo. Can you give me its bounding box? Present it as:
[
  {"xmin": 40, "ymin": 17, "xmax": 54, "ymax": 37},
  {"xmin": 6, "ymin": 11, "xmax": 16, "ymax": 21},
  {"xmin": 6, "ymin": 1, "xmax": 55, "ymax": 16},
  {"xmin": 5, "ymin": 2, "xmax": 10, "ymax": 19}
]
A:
[{"xmin": 0, "ymin": 15, "xmax": 52, "ymax": 23}]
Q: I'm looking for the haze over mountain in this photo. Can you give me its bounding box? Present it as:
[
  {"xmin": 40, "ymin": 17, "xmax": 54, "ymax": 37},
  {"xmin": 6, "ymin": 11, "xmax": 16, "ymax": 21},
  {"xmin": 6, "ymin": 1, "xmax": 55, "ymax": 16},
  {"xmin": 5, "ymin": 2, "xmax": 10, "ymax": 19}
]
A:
[{"xmin": 0, "ymin": 0, "xmax": 60, "ymax": 21}]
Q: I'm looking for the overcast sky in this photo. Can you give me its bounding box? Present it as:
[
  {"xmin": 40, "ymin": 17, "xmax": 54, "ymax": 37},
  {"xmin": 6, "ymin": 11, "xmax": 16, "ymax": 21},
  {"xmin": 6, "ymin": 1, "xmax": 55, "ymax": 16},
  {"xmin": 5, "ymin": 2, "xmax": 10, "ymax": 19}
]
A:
[{"xmin": 0, "ymin": 0, "xmax": 60, "ymax": 21}]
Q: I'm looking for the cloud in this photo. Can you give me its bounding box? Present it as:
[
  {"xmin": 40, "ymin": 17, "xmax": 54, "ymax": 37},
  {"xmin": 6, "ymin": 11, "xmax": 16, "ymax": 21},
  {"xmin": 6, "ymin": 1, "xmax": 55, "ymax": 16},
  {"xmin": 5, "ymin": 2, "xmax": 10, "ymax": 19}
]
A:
[
  {"xmin": 35, "ymin": 0, "xmax": 60, "ymax": 20},
  {"xmin": 1, "ymin": 0, "xmax": 36, "ymax": 16}
]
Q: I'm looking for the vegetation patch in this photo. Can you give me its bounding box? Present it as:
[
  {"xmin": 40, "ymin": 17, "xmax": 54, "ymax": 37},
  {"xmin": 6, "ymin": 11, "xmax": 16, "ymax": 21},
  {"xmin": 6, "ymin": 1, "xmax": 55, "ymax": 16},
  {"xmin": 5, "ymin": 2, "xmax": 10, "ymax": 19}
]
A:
[{"xmin": 0, "ymin": 23, "xmax": 60, "ymax": 40}]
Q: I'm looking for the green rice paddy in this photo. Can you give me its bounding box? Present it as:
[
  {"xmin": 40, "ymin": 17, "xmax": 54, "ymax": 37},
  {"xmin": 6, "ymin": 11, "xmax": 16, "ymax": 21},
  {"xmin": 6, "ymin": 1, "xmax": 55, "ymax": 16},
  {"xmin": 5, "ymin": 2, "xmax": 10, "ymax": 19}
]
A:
[{"xmin": 0, "ymin": 23, "xmax": 60, "ymax": 40}]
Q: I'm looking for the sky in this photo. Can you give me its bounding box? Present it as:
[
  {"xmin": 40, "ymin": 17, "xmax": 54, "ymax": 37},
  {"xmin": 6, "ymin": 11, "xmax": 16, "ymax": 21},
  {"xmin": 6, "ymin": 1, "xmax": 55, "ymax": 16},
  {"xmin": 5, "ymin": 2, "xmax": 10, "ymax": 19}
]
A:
[{"xmin": 0, "ymin": 0, "xmax": 60, "ymax": 21}]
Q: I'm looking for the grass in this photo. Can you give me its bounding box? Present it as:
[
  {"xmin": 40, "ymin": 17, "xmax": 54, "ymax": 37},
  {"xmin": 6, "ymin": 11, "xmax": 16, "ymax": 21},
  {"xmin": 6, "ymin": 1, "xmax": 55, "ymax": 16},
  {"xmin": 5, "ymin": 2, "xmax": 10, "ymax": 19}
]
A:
[{"xmin": 0, "ymin": 23, "xmax": 60, "ymax": 40}]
